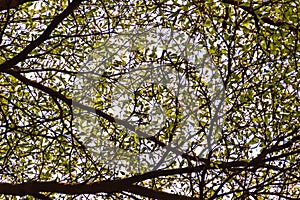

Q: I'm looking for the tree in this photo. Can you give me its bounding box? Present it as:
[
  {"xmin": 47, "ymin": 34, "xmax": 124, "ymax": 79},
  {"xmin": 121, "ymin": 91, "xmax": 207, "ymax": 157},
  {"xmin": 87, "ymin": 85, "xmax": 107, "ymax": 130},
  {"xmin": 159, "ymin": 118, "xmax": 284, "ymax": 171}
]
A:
[{"xmin": 0, "ymin": 0, "xmax": 299, "ymax": 199}]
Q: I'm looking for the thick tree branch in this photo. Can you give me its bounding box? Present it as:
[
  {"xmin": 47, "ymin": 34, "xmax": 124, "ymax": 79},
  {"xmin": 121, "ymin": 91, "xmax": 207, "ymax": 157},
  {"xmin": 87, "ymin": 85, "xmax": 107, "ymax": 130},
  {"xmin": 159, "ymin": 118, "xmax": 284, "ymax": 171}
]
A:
[
  {"xmin": 0, "ymin": 181, "xmax": 197, "ymax": 199},
  {"xmin": 0, "ymin": 0, "xmax": 85, "ymax": 70},
  {"xmin": 0, "ymin": 156, "xmax": 288, "ymax": 199},
  {"xmin": 4, "ymin": 69, "xmax": 208, "ymax": 163}
]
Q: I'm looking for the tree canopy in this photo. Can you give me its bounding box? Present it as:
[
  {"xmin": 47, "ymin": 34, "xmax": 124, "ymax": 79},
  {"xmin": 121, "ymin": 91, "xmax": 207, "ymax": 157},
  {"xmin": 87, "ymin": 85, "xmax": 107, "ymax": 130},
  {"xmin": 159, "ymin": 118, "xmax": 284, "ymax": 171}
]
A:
[{"xmin": 0, "ymin": 0, "xmax": 299, "ymax": 199}]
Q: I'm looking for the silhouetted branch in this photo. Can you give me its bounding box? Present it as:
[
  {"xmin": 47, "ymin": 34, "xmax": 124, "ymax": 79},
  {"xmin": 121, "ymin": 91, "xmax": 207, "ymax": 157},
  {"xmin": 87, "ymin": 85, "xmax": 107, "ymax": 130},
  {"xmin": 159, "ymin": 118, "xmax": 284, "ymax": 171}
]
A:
[{"xmin": 0, "ymin": 0, "xmax": 85, "ymax": 70}]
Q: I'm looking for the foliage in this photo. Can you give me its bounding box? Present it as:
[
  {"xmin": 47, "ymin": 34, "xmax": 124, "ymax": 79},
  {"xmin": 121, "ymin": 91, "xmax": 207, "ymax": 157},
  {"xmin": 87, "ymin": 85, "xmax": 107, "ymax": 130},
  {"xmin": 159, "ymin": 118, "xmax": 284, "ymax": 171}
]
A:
[{"xmin": 0, "ymin": 0, "xmax": 299, "ymax": 199}]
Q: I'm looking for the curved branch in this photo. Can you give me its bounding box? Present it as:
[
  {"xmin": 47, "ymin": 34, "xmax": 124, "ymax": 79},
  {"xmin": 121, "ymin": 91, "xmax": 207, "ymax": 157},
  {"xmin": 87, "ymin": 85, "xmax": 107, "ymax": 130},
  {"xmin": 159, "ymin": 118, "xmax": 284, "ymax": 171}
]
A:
[
  {"xmin": 4, "ymin": 69, "xmax": 209, "ymax": 163},
  {"xmin": 0, "ymin": 0, "xmax": 85, "ymax": 70}
]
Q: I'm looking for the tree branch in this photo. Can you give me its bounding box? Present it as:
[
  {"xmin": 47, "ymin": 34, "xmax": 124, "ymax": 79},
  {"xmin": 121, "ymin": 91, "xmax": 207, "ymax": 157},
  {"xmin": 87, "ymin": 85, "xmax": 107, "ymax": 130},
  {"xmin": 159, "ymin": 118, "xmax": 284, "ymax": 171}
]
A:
[
  {"xmin": 0, "ymin": 157, "xmax": 284, "ymax": 199},
  {"xmin": 0, "ymin": 181, "xmax": 197, "ymax": 199},
  {"xmin": 0, "ymin": 0, "xmax": 85, "ymax": 70},
  {"xmin": 4, "ymin": 69, "xmax": 209, "ymax": 163}
]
